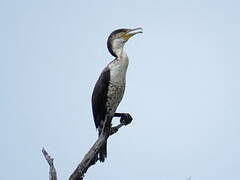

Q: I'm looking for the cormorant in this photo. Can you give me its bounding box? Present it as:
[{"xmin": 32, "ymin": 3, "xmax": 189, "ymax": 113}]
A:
[{"xmin": 91, "ymin": 28, "xmax": 143, "ymax": 162}]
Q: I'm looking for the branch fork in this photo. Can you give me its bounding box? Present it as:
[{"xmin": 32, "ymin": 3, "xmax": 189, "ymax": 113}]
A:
[{"xmin": 42, "ymin": 115, "xmax": 132, "ymax": 180}]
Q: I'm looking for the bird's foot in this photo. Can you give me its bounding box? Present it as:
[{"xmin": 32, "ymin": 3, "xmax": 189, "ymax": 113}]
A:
[{"xmin": 120, "ymin": 113, "xmax": 133, "ymax": 125}]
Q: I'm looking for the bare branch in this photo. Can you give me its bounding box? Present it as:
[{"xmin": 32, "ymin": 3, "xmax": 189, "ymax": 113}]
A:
[
  {"xmin": 42, "ymin": 115, "xmax": 132, "ymax": 180},
  {"xmin": 42, "ymin": 148, "xmax": 57, "ymax": 180},
  {"xmin": 69, "ymin": 116, "xmax": 131, "ymax": 180}
]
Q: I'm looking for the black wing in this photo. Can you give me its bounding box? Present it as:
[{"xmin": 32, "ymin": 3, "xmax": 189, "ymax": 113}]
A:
[{"xmin": 91, "ymin": 67, "xmax": 110, "ymax": 129}]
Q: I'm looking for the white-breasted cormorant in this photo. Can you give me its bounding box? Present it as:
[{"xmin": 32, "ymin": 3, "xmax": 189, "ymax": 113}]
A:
[{"xmin": 92, "ymin": 28, "xmax": 143, "ymax": 162}]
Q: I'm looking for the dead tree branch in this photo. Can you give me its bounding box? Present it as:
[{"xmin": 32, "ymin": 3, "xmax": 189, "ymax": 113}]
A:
[
  {"xmin": 42, "ymin": 115, "xmax": 132, "ymax": 180},
  {"xmin": 42, "ymin": 148, "xmax": 57, "ymax": 180}
]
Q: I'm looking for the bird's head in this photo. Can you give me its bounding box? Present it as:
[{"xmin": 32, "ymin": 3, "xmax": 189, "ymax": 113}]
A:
[{"xmin": 107, "ymin": 28, "xmax": 143, "ymax": 57}]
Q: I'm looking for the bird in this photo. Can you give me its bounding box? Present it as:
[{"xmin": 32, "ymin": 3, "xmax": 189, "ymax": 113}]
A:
[{"xmin": 91, "ymin": 28, "xmax": 143, "ymax": 162}]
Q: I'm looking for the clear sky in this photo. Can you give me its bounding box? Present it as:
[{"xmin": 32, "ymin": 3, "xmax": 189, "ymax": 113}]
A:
[{"xmin": 1, "ymin": 0, "xmax": 240, "ymax": 180}]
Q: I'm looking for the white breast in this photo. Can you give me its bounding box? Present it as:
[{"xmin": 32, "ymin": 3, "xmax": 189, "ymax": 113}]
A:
[{"xmin": 106, "ymin": 53, "xmax": 129, "ymax": 115}]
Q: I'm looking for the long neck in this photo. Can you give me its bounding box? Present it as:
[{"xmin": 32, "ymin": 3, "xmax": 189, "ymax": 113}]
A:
[
  {"xmin": 109, "ymin": 50, "xmax": 129, "ymax": 74},
  {"xmin": 108, "ymin": 46, "xmax": 129, "ymax": 74},
  {"xmin": 113, "ymin": 45, "xmax": 124, "ymax": 58},
  {"xmin": 108, "ymin": 39, "xmax": 126, "ymax": 58},
  {"xmin": 108, "ymin": 40, "xmax": 129, "ymax": 71},
  {"xmin": 116, "ymin": 49, "xmax": 126, "ymax": 59},
  {"xmin": 114, "ymin": 45, "xmax": 128, "ymax": 67}
]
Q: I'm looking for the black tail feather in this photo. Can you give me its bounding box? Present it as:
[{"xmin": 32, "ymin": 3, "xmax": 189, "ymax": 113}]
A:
[
  {"xmin": 99, "ymin": 141, "xmax": 107, "ymax": 162},
  {"xmin": 98, "ymin": 128, "xmax": 107, "ymax": 162}
]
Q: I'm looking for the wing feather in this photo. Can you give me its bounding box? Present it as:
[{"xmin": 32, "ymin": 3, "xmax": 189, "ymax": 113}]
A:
[{"xmin": 91, "ymin": 67, "xmax": 110, "ymax": 129}]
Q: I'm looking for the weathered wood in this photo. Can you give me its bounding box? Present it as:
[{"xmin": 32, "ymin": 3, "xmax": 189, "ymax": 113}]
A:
[
  {"xmin": 69, "ymin": 115, "xmax": 131, "ymax": 180},
  {"xmin": 42, "ymin": 148, "xmax": 57, "ymax": 180},
  {"xmin": 42, "ymin": 115, "xmax": 132, "ymax": 180}
]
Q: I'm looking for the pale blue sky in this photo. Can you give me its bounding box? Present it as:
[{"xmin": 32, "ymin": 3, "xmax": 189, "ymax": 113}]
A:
[{"xmin": 1, "ymin": 0, "xmax": 240, "ymax": 180}]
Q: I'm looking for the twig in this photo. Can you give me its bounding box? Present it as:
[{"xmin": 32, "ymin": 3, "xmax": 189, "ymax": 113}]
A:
[{"xmin": 42, "ymin": 148, "xmax": 57, "ymax": 180}]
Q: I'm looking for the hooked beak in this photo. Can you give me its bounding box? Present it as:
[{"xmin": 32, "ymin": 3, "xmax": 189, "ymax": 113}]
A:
[{"xmin": 123, "ymin": 27, "xmax": 143, "ymax": 41}]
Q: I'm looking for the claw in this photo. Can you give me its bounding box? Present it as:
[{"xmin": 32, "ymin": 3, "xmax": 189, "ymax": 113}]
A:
[{"xmin": 120, "ymin": 113, "xmax": 133, "ymax": 125}]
